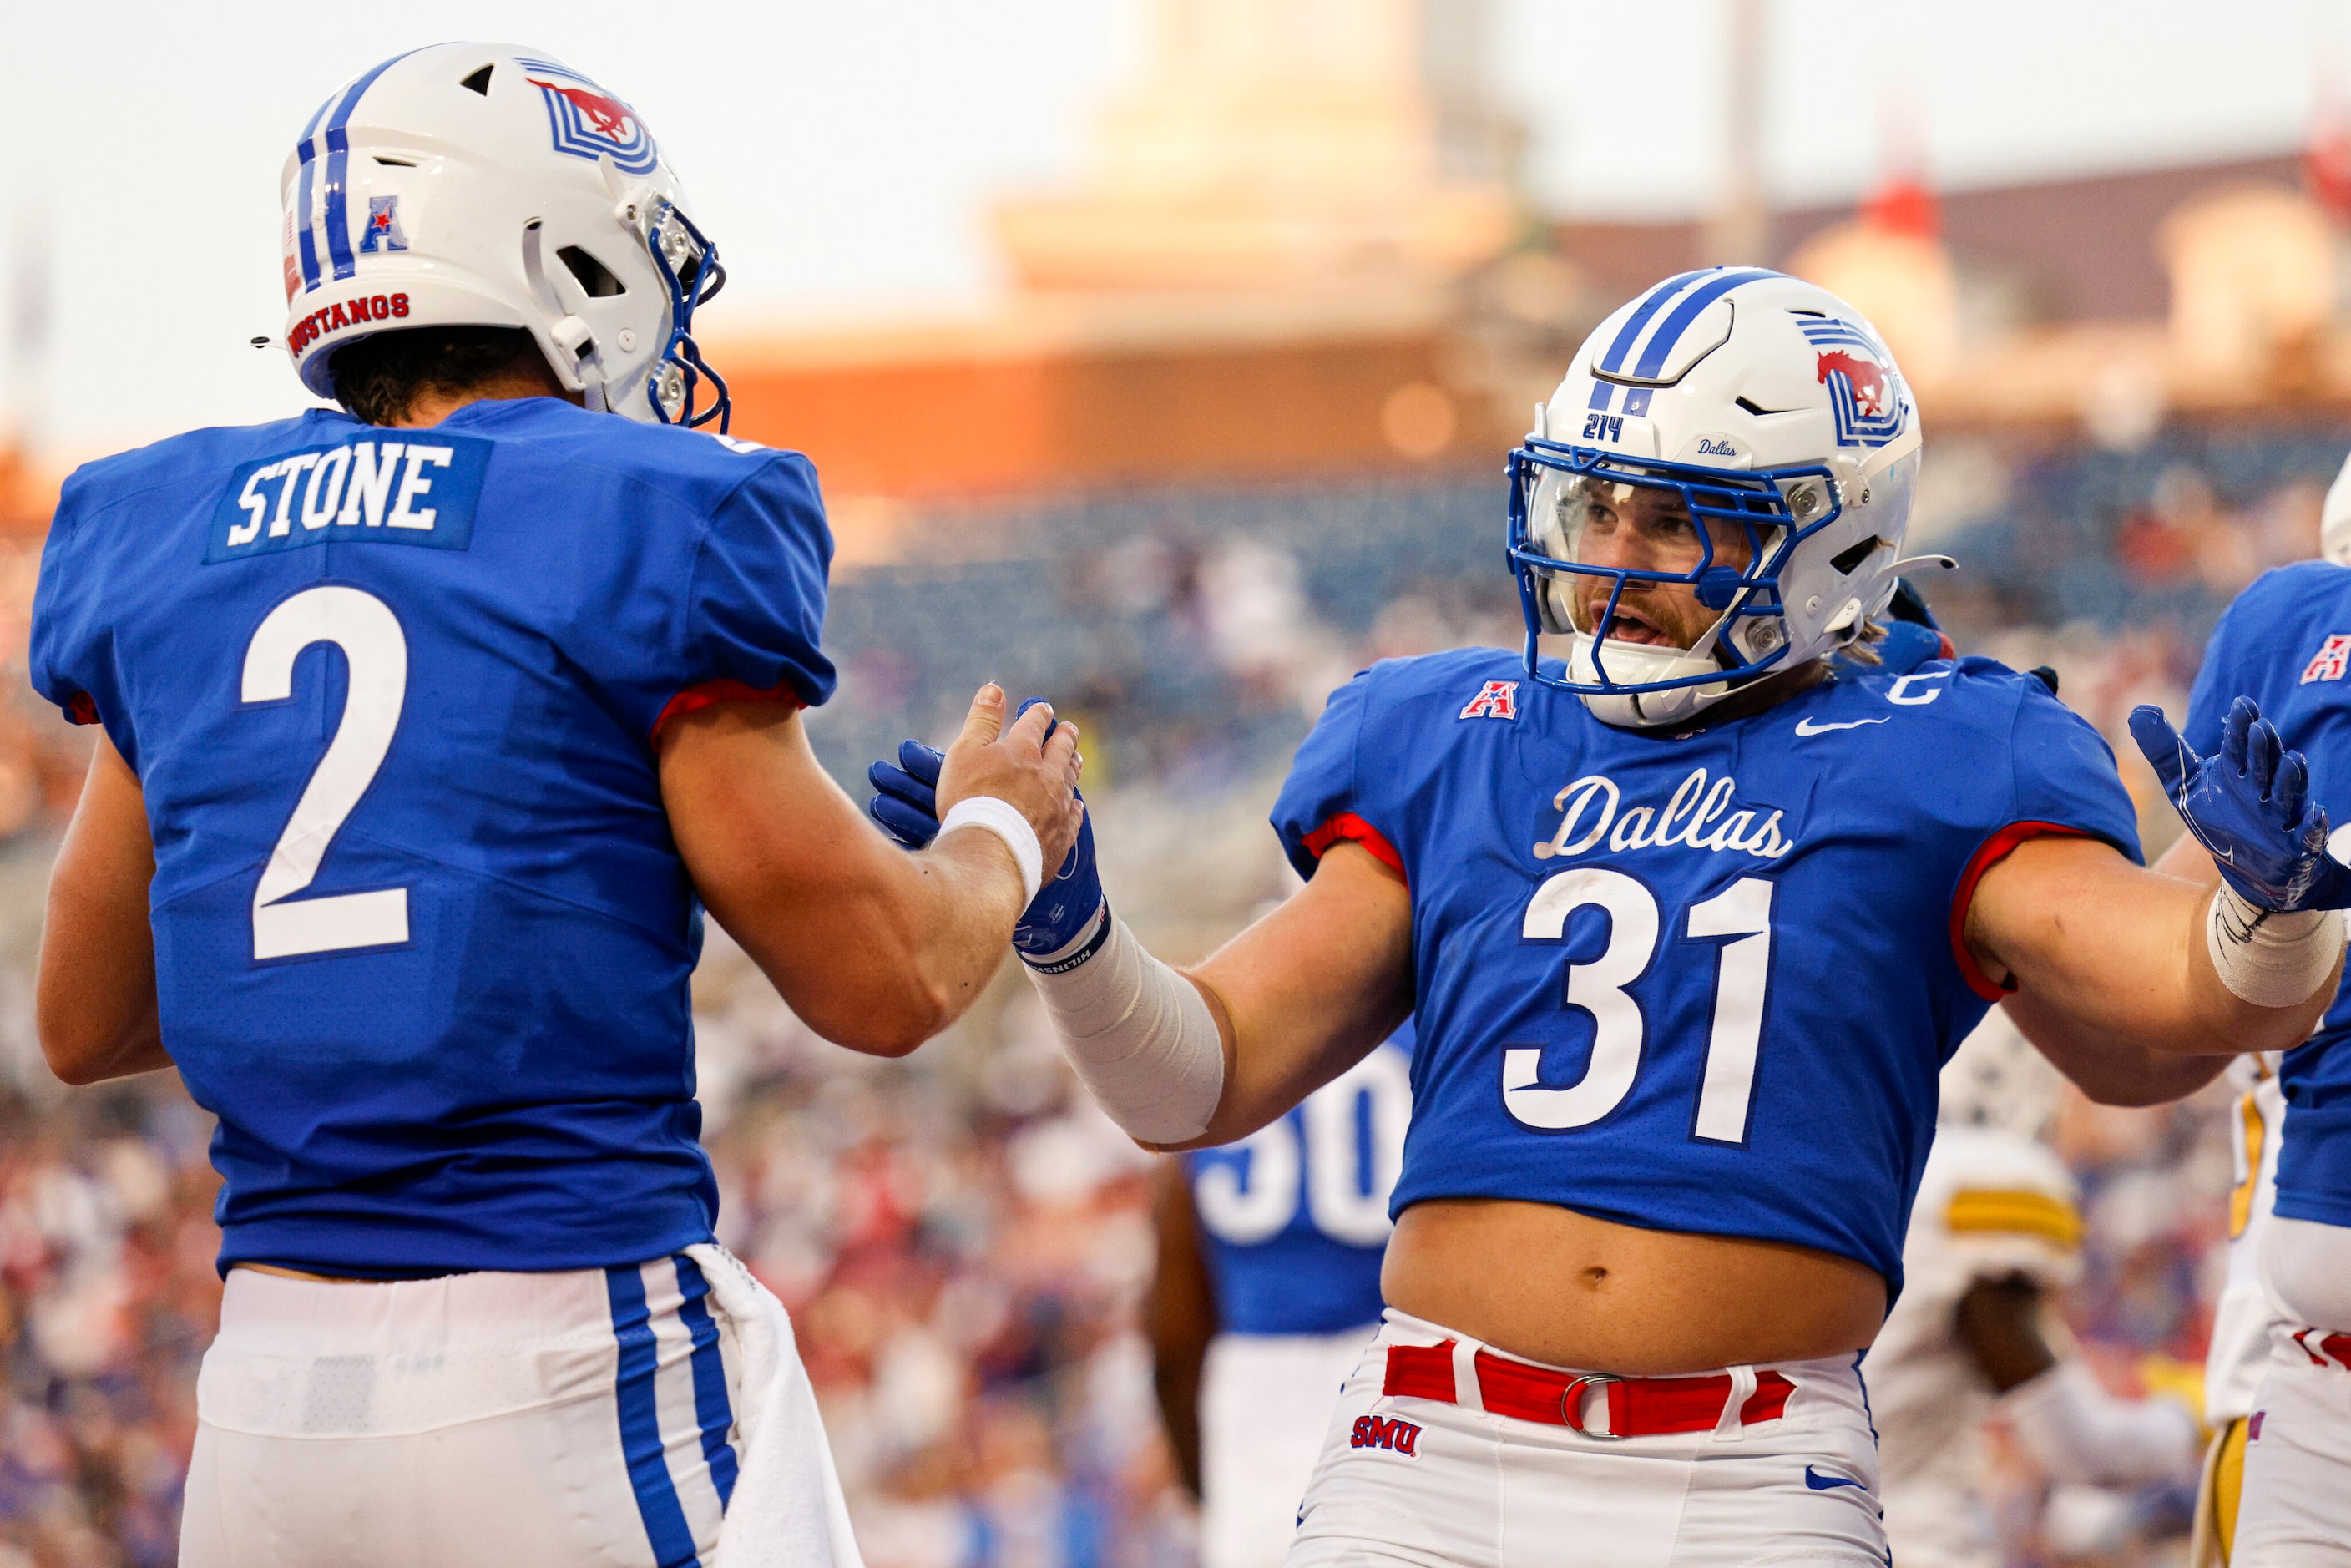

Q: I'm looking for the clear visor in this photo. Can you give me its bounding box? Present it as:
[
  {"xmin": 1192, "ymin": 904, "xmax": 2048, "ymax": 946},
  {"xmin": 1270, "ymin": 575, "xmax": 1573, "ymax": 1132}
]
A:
[{"xmin": 1526, "ymin": 468, "xmax": 1777, "ymax": 637}]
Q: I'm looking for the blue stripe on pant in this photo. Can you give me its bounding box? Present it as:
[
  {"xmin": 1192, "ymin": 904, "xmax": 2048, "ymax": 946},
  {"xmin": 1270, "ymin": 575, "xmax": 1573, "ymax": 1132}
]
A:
[
  {"xmin": 675, "ymin": 1256, "xmax": 741, "ymax": 1508},
  {"xmin": 608, "ymin": 1262, "xmax": 705, "ymax": 1568}
]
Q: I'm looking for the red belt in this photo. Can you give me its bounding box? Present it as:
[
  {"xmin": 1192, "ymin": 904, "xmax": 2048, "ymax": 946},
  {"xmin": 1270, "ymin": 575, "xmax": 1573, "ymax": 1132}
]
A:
[
  {"xmin": 2292, "ymin": 1328, "xmax": 2351, "ymax": 1369},
  {"xmin": 1383, "ymin": 1340, "xmax": 1794, "ymax": 1439}
]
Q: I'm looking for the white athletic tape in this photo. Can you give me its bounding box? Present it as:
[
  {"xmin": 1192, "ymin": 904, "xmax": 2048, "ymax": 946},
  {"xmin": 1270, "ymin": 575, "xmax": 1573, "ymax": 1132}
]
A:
[
  {"xmin": 2206, "ymin": 885, "xmax": 2345, "ymax": 1009},
  {"xmin": 1027, "ymin": 913, "xmax": 1225, "ymax": 1145},
  {"xmin": 939, "ymin": 797, "xmax": 1044, "ymax": 906}
]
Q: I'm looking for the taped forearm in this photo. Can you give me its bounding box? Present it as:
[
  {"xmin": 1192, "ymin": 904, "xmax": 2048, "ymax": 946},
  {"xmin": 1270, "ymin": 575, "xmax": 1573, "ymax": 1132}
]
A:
[
  {"xmin": 2001, "ymin": 1360, "xmax": 2199, "ymax": 1485},
  {"xmin": 1025, "ymin": 908, "xmax": 1225, "ymax": 1144},
  {"xmin": 2207, "ymin": 885, "xmax": 2345, "ymax": 1008}
]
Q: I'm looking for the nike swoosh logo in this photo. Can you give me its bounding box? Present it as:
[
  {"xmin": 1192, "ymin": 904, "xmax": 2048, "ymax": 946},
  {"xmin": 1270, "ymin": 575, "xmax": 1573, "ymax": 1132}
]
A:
[
  {"xmin": 1803, "ymin": 1465, "xmax": 1864, "ymax": 1492},
  {"xmin": 1793, "ymin": 716, "xmax": 1888, "ymax": 736}
]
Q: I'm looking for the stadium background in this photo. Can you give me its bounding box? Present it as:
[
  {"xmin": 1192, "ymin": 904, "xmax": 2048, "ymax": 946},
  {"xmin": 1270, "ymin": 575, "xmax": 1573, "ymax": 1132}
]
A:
[{"xmin": 4, "ymin": 1, "xmax": 2349, "ymax": 1562}]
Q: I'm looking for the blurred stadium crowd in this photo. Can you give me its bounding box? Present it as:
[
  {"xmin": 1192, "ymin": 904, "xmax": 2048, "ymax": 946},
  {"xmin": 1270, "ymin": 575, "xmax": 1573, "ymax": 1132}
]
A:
[{"xmin": 3, "ymin": 413, "xmax": 2349, "ymax": 1566}]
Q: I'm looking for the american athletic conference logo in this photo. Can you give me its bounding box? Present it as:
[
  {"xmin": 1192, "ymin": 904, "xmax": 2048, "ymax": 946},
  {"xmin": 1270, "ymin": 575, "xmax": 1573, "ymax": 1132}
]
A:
[
  {"xmin": 519, "ymin": 58, "xmax": 660, "ymax": 176},
  {"xmin": 1798, "ymin": 317, "xmax": 1909, "ymax": 449}
]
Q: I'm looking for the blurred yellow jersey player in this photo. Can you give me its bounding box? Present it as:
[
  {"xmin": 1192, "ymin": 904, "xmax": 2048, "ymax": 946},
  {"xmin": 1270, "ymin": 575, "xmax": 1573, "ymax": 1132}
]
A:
[
  {"xmin": 1868, "ymin": 1011, "xmax": 2201, "ymax": 1568},
  {"xmin": 2189, "ymin": 1051, "xmax": 2287, "ymax": 1566}
]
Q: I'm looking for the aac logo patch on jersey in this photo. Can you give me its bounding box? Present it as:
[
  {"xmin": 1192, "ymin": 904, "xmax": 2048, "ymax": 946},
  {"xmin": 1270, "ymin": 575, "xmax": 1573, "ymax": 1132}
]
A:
[
  {"xmin": 1460, "ymin": 680, "xmax": 1519, "ymax": 720},
  {"xmin": 2301, "ymin": 634, "xmax": 2351, "ymax": 685},
  {"xmin": 206, "ymin": 436, "xmax": 490, "ymax": 564}
]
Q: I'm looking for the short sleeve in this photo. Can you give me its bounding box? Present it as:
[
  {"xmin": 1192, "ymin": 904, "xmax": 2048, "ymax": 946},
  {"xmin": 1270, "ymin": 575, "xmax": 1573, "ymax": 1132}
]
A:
[
  {"xmin": 2007, "ymin": 680, "xmax": 2143, "ymax": 866},
  {"xmin": 674, "ymin": 453, "xmax": 837, "ymax": 719},
  {"xmin": 28, "ymin": 474, "xmax": 118, "ymax": 736},
  {"xmin": 1271, "ymin": 670, "xmax": 1393, "ymax": 883},
  {"xmin": 1949, "ymin": 672, "xmax": 2144, "ymax": 1000},
  {"xmin": 2184, "ymin": 591, "xmax": 2262, "ymax": 757}
]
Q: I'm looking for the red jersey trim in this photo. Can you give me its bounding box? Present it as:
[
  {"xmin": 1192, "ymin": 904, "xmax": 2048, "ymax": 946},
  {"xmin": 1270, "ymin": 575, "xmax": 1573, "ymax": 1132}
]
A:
[
  {"xmin": 1949, "ymin": 821, "xmax": 2094, "ymax": 1001},
  {"xmin": 1302, "ymin": 812, "xmax": 1407, "ymax": 885},
  {"xmin": 651, "ymin": 679, "xmax": 805, "ymax": 743},
  {"xmin": 63, "ymin": 691, "xmax": 99, "ymax": 726}
]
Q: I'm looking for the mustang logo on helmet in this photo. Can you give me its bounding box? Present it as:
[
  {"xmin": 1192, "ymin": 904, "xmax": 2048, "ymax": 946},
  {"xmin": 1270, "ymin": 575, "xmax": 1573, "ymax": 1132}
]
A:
[
  {"xmin": 1798, "ymin": 318, "xmax": 1909, "ymax": 448},
  {"xmin": 530, "ymin": 79, "xmax": 635, "ymax": 142},
  {"xmin": 1814, "ymin": 352, "xmax": 1890, "ymax": 419},
  {"xmin": 519, "ymin": 58, "xmax": 660, "ymax": 176}
]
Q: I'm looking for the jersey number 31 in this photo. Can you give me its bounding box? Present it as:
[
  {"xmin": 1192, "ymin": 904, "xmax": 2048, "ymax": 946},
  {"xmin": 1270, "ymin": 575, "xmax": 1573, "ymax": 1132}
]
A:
[
  {"xmin": 240, "ymin": 585, "xmax": 411, "ymax": 961},
  {"xmin": 1505, "ymin": 867, "xmax": 1773, "ymax": 1146}
]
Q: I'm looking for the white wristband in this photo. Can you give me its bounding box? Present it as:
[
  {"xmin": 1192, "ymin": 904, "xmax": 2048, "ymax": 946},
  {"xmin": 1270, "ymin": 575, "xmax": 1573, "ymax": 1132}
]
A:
[
  {"xmin": 2207, "ymin": 884, "xmax": 2347, "ymax": 1008},
  {"xmin": 938, "ymin": 797, "xmax": 1043, "ymax": 905}
]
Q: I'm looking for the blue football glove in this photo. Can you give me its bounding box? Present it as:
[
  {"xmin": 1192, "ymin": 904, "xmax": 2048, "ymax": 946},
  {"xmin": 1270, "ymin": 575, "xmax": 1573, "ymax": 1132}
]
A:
[
  {"xmin": 867, "ymin": 739, "xmax": 943, "ymax": 850},
  {"xmin": 864, "ymin": 699, "xmax": 1105, "ymax": 958},
  {"xmin": 2129, "ymin": 696, "xmax": 2351, "ymax": 912}
]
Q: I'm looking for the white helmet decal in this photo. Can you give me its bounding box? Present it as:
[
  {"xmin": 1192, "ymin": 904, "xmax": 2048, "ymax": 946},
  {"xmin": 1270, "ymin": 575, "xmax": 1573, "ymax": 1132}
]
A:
[
  {"xmin": 1508, "ymin": 268, "xmax": 1928, "ymax": 727},
  {"xmin": 280, "ymin": 43, "xmax": 729, "ymax": 431},
  {"xmin": 517, "ymin": 58, "xmax": 660, "ymax": 174}
]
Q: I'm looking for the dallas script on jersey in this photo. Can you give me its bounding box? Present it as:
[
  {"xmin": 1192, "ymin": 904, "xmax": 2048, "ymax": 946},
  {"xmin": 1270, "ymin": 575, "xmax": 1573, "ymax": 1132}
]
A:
[{"xmin": 1532, "ymin": 768, "xmax": 1794, "ymax": 862}]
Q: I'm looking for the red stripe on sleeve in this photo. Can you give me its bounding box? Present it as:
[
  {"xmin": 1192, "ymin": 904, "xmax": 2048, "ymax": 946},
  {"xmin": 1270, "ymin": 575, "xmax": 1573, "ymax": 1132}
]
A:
[
  {"xmin": 1949, "ymin": 821, "xmax": 2094, "ymax": 1001},
  {"xmin": 651, "ymin": 679, "xmax": 805, "ymax": 744},
  {"xmin": 1301, "ymin": 812, "xmax": 1407, "ymax": 884}
]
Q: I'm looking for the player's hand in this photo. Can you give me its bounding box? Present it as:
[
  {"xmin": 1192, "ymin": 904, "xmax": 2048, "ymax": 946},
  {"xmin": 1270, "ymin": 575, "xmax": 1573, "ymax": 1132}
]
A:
[
  {"xmin": 2130, "ymin": 697, "xmax": 2351, "ymax": 911},
  {"xmin": 931, "ymin": 685, "xmax": 1085, "ymax": 897},
  {"xmin": 871, "ymin": 698, "xmax": 1105, "ymax": 956}
]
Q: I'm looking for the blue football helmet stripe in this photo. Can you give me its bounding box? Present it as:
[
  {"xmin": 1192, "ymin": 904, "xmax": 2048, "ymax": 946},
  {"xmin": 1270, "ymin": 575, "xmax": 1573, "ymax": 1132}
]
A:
[
  {"xmin": 1595, "ymin": 269, "xmax": 1711, "ymax": 375},
  {"xmin": 320, "ymin": 51, "xmax": 423, "ymax": 286},
  {"xmin": 292, "ymin": 94, "xmax": 331, "ymax": 294},
  {"xmin": 1628, "ymin": 267, "xmax": 1777, "ymax": 380}
]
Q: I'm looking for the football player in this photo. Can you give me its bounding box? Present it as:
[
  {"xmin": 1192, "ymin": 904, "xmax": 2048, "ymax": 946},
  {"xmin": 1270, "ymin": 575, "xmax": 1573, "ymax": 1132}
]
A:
[
  {"xmin": 1149, "ymin": 1028, "xmax": 1413, "ymax": 1568},
  {"xmin": 872, "ymin": 268, "xmax": 2345, "ymax": 1565},
  {"xmin": 1871, "ymin": 1009, "xmax": 2202, "ymax": 1568},
  {"xmin": 2148, "ymin": 452, "xmax": 2351, "ymax": 1565},
  {"xmin": 29, "ymin": 44, "xmax": 1079, "ymax": 1568}
]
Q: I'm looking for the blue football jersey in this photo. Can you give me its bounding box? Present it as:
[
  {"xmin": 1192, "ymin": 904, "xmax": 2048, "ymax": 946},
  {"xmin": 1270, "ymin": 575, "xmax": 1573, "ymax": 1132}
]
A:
[
  {"xmin": 2185, "ymin": 561, "xmax": 2351, "ymax": 1229},
  {"xmin": 1270, "ymin": 649, "xmax": 2140, "ymax": 1294},
  {"xmin": 1186, "ymin": 1027, "xmax": 1413, "ymax": 1336},
  {"xmin": 30, "ymin": 397, "xmax": 835, "ymax": 1276}
]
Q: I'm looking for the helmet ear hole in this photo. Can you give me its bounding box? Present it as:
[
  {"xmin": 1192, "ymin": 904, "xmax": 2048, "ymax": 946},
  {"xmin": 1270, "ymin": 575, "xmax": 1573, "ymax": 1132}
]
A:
[
  {"xmin": 558, "ymin": 247, "xmax": 626, "ymax": 298},
  {"xmin": 1828, "ymin": 536, "xmax": 1883, "ymax": 575}
]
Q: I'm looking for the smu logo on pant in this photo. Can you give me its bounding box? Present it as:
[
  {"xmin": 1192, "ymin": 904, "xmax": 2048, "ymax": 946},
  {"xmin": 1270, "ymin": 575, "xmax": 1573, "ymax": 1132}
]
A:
[{"xmin": 1350, "ymin": 1415, "xmax": 1422, "ymax": 1456}]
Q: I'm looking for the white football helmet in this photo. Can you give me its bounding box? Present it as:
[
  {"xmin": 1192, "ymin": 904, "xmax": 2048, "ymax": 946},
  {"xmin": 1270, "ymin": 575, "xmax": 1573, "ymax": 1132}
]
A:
[
  {"xmin": 1509, "ymin": 269, "xmax": 1931, "ymax": 726},
  {"xmin": 1939, "ymin": 1007, "xmax": 2062, "ymax": 1142},
  {"xmin": 279, "ymin": 43, "xmax": 728, "ymax": 429},
  {"xmin": 2323, "ymin": 448, "xmax": 2351, "ymax": 564}
]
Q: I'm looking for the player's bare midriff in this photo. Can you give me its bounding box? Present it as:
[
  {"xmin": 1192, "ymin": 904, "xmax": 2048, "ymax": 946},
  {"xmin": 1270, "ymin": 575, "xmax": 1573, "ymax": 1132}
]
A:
[
  {"xmin": 1383, "ymin": 1197, "xmax": 1888, "ymax": 1376},
  {"xmin": 236, "ymin": 1264, "xmax": 375, "ymax": 1283}
]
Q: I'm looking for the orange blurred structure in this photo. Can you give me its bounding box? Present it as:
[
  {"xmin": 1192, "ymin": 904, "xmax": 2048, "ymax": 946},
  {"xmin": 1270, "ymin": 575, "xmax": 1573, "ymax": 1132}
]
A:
[
  {"xmin": 719, "ymin": 293, "xmax": 1490, "ymax": 506},
  {"xmin": 710, "ymin": 0, "xmax": 1528, "ymax": 521}
]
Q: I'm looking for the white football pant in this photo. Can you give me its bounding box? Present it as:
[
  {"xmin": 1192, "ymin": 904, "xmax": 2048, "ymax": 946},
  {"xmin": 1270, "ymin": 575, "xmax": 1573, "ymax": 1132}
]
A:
[
  {"xmin": 1287, "ymin": 1311, "xmax": 1888, "ymax": 1568},
  {"xmin": 2236, "ymin": 1214, "xmax": 2351, "ymax": 1565},
  {"xmin": 181, "ymin": 1253, "xmax": 781, "ymax": 1568},
  {"xmin": 1201, "ymin": 1325, "xmax": 1382, "ymax": 1568}
]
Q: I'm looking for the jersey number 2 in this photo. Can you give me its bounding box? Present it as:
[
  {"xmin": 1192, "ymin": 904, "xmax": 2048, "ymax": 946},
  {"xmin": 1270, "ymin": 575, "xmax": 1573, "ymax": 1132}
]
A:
[
  {"xmin": 1504, "ymin": 868, "xmax": 1773, "ymax": 1145},
  {"xmin": 240, "ymin": 586, "xmax": 410, "ymax": 960}
]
